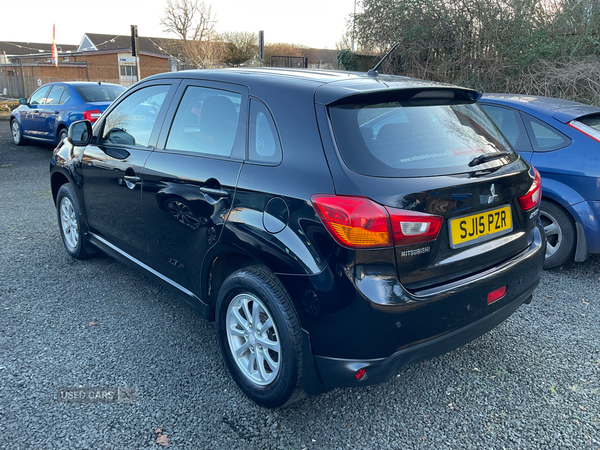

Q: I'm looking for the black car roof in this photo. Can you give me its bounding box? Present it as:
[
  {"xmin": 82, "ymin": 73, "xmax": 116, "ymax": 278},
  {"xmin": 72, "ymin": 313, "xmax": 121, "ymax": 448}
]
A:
[{"xmin": 146, "ymin": 68, "xmax": 480, "ymax": 105}]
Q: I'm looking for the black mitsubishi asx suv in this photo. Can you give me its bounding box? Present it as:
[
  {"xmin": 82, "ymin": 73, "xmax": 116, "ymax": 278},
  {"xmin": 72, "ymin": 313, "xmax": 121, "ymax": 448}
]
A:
[{"xmin": 50, "ymin": 68, "xmax": 545, "ymax": 408}]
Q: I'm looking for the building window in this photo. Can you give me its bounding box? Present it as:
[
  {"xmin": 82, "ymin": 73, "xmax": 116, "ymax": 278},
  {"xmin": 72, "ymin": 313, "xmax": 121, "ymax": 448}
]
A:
[{"xmin": 119, "ymin": 65, "xmax": 138, "ymax": 76}]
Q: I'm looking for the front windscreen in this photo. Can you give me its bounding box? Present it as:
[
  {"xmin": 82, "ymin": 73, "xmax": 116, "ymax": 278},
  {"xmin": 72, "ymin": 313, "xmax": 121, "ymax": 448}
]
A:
[
  {"xmin": 74, "ymin": 84, "xmax": 126, "ymax": 103},
  {"xmin": 328, "ymin": 100, "xmax": 517, "ymax": 177}
]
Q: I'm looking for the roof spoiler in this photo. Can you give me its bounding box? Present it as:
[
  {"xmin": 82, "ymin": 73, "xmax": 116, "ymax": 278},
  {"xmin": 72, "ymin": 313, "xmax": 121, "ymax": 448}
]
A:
[{"xmin": 327, "ymin": 87, "xmax": 482, "ymax": 107}]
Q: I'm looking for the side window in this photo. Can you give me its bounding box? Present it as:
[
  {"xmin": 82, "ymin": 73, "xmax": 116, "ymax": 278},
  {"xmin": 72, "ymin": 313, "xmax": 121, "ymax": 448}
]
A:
[
  {"xmin": 100, "ymin": 85, "xmax": 170, "ymax": 148},
  {"xmin": 248, "ymin": 99, "xmax": 282, "ymax": 164},
  {"xmin": 29, "ymin": 86, "xmax": 51, "ymax": 105},
  {"xmin": 521, "ymin": 112, "xmax": 571, "ymax": 152},
  {"xmin": 58, "ymin": 89, "xmax": 70, "ymax": 105},
  {"xmin": 166, "ymin": 86, "xmax": 241, "ymax": 157},
  {"xmin": 46, "ymin": 86, "xmax": 66, "ymax": 105},
  {"xmin": 481, "ymin": 104, "xmax": 532, "ymax": 151}
]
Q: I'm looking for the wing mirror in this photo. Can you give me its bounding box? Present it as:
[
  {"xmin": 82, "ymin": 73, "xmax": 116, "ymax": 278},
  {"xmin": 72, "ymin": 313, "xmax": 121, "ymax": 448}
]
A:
[
  {"xmin": 68, "ymin": 120, "xmax": 92, "ymax": 146},
  {"xmin": 19, "ymin": 98, "xmax": 28, "ymax": 105}
]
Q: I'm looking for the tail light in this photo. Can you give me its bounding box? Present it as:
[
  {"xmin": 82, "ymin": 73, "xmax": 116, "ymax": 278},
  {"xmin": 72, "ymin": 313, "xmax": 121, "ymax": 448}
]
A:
[
  {"xmin": 518, "ymin": 167, "xmax": 542, "ymax": 211},
  {"xmin": 387, "ymin": 208, "xmax": 443, "ymax": 246},
  {"xmin": 83, "ymin": 109, "xmax": 102, "ymax": 123},
  {"xmin": 568, "ymin": 120, "xmax": 600, "ymax": 143},
  {"xmin": 311, "ymin": 195, "xmax": 442, "ymax": 249}
]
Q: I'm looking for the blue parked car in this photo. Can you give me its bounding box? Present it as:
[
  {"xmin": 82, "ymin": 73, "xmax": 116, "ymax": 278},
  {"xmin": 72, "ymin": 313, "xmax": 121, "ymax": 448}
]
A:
[
  {"xmin": 10, "ymin": 81, "xmax": 125, "ymax": 146},
  {"xmin": 480, "ymin": 94, "xmax": 600, "ymax": 268}
]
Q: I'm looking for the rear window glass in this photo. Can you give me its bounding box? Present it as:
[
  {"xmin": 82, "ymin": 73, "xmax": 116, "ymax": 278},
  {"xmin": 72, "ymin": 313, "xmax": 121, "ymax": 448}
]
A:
[
  {"xmin": 328, "ymin": 101, "xmax": 517, "ymax": 177},
  {"xmin": 577, "ymin": 114, "xmax": 600, "ymax": 132},
  {"xmin": 73, "ymin": 84, "xmax": 125, "ymax": 103}
]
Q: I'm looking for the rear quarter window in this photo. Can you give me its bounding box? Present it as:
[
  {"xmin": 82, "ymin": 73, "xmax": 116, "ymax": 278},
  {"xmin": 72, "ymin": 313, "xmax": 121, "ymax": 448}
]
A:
[
  {"xmin": 248, "ymin": 99, "xmax": 282, "ymax": 165},
  {"xmin": 328, "ymin": 100, "xmax": 516, "ymax": 177},
  {"xmin": 521, "ymin": 112, "xmax": 571, "ymax": 152}
]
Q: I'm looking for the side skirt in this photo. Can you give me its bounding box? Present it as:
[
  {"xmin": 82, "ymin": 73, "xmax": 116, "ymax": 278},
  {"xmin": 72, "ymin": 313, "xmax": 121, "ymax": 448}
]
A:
[{"xmin": 88, "ymin": 232, "xmax": 212, "ymax": 319}]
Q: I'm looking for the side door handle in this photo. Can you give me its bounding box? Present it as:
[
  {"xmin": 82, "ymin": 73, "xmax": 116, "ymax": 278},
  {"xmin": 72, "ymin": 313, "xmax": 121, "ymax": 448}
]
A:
[
  {"xmin": 200, "ymin": 187, "xmax": 229, "ymax": 198},
  {"xmin": 200, "ymin": 187, "xmax": 229, "ymax": 205},
  {"xmin": 123, "ymin": 175, "xmax": 141, "ymax": 190}
]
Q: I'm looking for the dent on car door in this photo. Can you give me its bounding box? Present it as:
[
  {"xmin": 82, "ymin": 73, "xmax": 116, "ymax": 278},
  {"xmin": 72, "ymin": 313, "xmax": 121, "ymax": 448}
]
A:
[
  {"xmin": 142, "ymin": 83, "xmax": 247, "ymax": 296},
  {"xmin": 80, "ymin": 83, "xmax": 176, "ymax": 261}
]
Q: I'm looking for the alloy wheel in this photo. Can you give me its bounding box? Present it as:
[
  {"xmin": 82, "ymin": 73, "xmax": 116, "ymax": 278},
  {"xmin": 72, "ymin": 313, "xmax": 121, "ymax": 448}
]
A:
[
  {"xmin": 60, "ymin": 197, "xmax": 79, "ymax": 250},
  {"xmin": 225, "ymin": 293, "xmax": 281, "ymax": 386},
  {"xmin": 12, "ymin": 121, "xmax": 21, "ymax": 144},
  {"xmin": 540, "ymin": 209, "xmax": 562, "ymax": 259}
]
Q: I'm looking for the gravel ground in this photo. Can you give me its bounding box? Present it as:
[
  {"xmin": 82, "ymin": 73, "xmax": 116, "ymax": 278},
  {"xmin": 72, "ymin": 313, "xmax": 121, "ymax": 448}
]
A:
[{"xmin": 1, "ymin": 128, "xmax": 599, "ymax": 449}]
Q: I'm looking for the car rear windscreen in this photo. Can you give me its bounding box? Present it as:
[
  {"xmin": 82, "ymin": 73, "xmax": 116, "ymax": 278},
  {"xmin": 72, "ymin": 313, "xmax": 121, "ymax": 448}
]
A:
[
  {"xmin": 73, "ymin": 84, "xmax": 126, "ymax": 103},
  {"xmin": 328, "ymin": 100, "xmax": 517, "ymax": 177},
  {"xmin": 577, "ymin": 114, "xmax": 600, "ymax": 132}
]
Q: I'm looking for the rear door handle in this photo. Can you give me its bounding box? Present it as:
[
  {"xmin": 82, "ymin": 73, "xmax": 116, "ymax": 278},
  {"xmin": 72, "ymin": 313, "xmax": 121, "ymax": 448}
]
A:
[
  {"xmin": 200, "ymin": 187, "xmax": 229, "ymax": 198},
  {"xmin": 123, "ymin": 176, "xmax": 141, "ymax": 183}
]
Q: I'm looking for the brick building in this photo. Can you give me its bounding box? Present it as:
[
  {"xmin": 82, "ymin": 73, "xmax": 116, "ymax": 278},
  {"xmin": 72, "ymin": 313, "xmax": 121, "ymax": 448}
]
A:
[
  {"xmin": 0, "ymin": 34, "xmax": 172, "ymax": 97},
  {"xmin": 1, "ymin": 33, "xmax": 341, "ymax": 98}
]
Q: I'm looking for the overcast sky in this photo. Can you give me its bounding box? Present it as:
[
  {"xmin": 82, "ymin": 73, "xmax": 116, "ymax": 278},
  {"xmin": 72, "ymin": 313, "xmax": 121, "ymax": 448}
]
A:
[{"xmin": 2, "ymin": 0, "xmax": 355, "ymax": 50}]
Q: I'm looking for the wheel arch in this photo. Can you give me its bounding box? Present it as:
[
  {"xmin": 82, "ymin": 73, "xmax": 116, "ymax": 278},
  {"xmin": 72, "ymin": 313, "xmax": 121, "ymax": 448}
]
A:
[
  {"xmin": 51, "ymin": 171, "xmax": 70, "ymax": 205},
  {"xmin": 204, "ymin": 250, "xmax": 264, "ymax": 320},
  {"xmin": 541, "ymin": 177, "xmax": 586, "ymax": 210},
  {"xmin": 56, "ymin": 123, "xmax": 68, "ymax": 142},
  {"xmin": 9, "ymin": 116, "xmax": 23, "ymax": 137},
  {"xmin": 540, "ymin": 177, "xmax": 599, "ymax": 258}
]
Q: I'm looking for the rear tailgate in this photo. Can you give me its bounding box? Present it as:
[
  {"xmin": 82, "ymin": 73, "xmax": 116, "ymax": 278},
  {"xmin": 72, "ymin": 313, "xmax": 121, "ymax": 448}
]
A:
[{"xmin": 321, "ymin": 87, "xmax": 540, "ymax": 292}]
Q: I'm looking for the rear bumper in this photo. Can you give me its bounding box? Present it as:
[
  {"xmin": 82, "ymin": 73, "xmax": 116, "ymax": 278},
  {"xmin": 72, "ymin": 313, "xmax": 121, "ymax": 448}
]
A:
[
  {"xmin": 313, "ymin": 287, "xmax": 535, "ymax": 388},
  {"xmin": 303, "ymin": 224, "xmax": 545, "ymax": 390}
]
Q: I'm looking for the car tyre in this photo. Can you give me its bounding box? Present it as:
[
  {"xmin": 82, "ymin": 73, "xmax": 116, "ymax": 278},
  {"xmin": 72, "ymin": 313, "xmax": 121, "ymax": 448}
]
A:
[
  {"xmin": 56, "ymin": 183, "xmax": 93, "ymax": 260},
  {"xmin": 11, "ymin": 119, "xmax": 25, "ymax": 146},
  {"xmin": 540, "ymin": 199, "xmax": 575, "ymax": 269},
  {"xmin": 215, "ymin": 265, "xmax": 304, "ymax": 408},
  {"xmin": 58, "ymin": 128, "xmax": 68, "ymax": 144}
]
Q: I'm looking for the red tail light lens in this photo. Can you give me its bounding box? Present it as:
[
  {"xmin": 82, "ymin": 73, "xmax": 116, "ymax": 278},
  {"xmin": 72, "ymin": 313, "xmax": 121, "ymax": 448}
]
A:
[
  {"xmin": 518, "ymin": 167, "xmax": 542, "ymax": 211},
  {"xmin": 83, "ymin": 109, "xmax": 102, "ymax": 123},
  {"xmin": 311, "ymin": 195, "xmax": 390, "ymax": 248},
  {"xmin": 311, "ymin": 195, "xmax": 442, "ymax": 249},
  {"xmin": 386, "ymin": 208, "xmax": 443, "ymax": 246}
]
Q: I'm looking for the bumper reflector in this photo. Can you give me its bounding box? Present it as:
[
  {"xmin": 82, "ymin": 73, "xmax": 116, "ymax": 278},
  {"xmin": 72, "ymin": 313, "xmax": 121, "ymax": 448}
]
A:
[
  {"xmin": 355, "ymin": 368, "xmax": 366, "ymax": 380},
  {"xmin": 487, "ymin": 286, "xmax": 507, "ymax": 305}
]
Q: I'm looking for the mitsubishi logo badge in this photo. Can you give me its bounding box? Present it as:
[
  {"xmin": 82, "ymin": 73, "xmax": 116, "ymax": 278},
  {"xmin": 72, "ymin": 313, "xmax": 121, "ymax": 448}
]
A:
[{"xmin": 487, "ymin": 184, "xmax": 499, "ymax": 204}]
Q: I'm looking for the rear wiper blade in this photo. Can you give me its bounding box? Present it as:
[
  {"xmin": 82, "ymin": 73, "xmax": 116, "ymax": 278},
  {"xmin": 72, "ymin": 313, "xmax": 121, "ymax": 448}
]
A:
[{"xmin": 468, "ymin": 151, "xmax": 511, "ymax": 167}]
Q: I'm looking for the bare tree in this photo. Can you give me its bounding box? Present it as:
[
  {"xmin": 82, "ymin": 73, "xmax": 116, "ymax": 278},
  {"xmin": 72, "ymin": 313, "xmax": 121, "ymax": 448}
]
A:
[
  {"xmin": 223, "ymin": 31, "xmax": 258, "ymax": 66},
  {"xmin": 160, "ymin": 0, "xmax": 224, "ymax": 68},
  {"xmin": 161, "ymin": 0, "xmax": 216, "ymax": 41}
]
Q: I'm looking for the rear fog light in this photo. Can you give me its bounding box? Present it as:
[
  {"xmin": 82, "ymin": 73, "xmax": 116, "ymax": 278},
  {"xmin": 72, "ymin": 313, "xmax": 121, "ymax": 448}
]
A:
[
  {"xmin": 355, "ymin": 368, "xmax": 367, "ymax": 380},
  {"xmin": 487, "ymin": 286, "xmax": 507, "ymax": 305}
]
